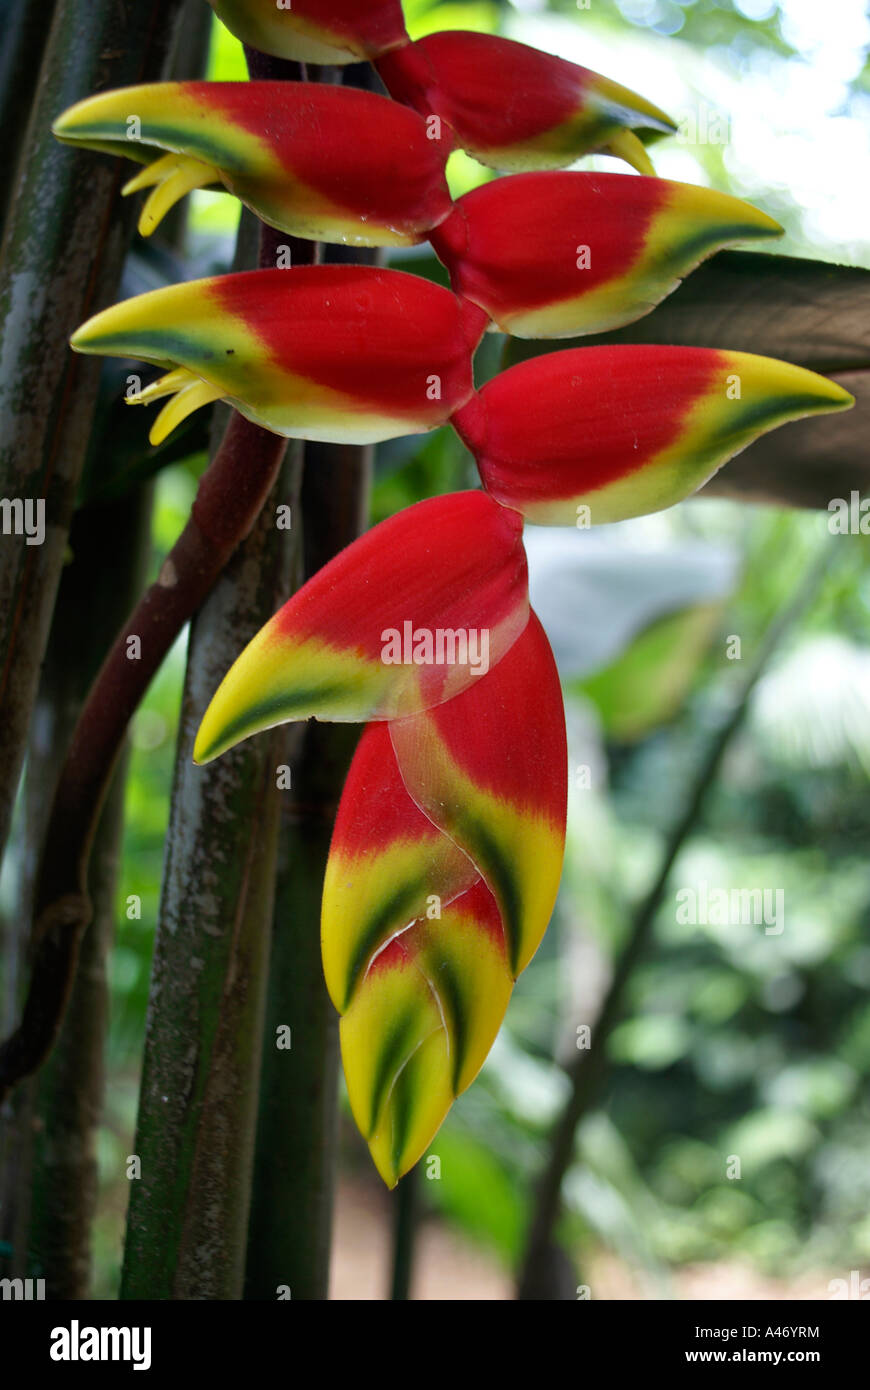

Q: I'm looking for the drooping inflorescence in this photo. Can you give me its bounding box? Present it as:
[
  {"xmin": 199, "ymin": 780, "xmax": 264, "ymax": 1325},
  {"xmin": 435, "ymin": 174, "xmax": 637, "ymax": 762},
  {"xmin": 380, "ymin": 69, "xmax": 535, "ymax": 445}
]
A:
[{"xmin": 57, "ymin": 0, "xmax": 853, "ymax": 1185}]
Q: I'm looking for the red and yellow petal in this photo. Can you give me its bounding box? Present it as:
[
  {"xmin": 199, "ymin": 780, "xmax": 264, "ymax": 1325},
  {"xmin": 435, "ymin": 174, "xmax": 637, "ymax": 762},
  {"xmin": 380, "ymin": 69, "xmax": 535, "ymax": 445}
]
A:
[
  {"xmin": 323, "ymin": 724, "xmax": 516, "ymax": 1186},
  {"xmin": 321, "ymin": 722, "xmax": 479, "ymax": 1013},
  {"xmin": 377, "ymin": 31, "xmax": 675, "ymax": 174},
  {"xmin": 71, "ymin": 266, "xmax": 487, "ymax": 446},
  {"xmin": 327, "ymin": 609, "xmax": 566, "ymax": 1184},
  {"xmin": 208, "ymin": 0, "xmax": 408, "ymax": 65},
  {"xmin": 453, "ymin": 347, "xmax": 855, "ymax": 525},
  {"xmin": 389, "ymin": 611, "xmax": 567, "ymax": 977},
  {"xmin": 53, "ymin": 82, "xmax": 452, "ymax": 246},
  {"xmin": 340, "ymin": 879, "xmax": 512, "ymax": 1187},
  {"xmin": 432, "ymin": 172, "xmax": 782, "ymax": 338},
  {"xmin": 193, "ymin": 491, "xmax": 529, "ymax": 763}
]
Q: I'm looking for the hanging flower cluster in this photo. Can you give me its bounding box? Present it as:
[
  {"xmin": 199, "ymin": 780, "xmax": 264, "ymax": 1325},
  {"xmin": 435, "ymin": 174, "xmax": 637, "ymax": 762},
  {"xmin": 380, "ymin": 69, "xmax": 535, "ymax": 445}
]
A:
[{"xmin": 58, "ymin": 1, "xmax": 853, "ymax": 1186}]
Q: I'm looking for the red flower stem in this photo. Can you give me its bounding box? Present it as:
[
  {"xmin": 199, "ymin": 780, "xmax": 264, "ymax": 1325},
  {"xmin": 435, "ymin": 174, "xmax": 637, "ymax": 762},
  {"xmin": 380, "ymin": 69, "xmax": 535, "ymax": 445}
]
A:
[
  {"xmin": 0, "ymin": 183, "xmax": 316, "ymax": 1102},
  {"xmin": 0, "ymin": 410, "xmax": 289, "ymax": 1103}
]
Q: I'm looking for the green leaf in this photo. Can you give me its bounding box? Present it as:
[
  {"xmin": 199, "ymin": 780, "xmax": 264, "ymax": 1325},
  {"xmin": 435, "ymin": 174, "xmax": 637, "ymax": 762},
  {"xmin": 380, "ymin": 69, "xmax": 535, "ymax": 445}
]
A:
[
  {"xmin": 576, "ymin": 602, "xmax": 723, "ymax": 742},
  {"xmin": 425, "ymin": 1126, "xmax": 527, "ymax": 1264}
]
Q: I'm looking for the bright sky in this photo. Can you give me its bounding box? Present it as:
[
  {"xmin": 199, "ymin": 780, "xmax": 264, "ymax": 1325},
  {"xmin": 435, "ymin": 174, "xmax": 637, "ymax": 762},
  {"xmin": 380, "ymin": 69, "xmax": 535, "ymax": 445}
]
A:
[{"xmin": 509, "ymin": 0, "xmax": 870, "ymax": 264}]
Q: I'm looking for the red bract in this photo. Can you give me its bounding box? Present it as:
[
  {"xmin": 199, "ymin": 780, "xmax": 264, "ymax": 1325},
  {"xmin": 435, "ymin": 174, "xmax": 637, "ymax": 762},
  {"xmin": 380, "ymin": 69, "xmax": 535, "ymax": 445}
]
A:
[
  {"xmin": 208, "ymin": 0, "xmax": 409, "ymax": 64},
  {"xmin": 193, "ymin": 490, "xmax": 530, "ymax": 763},
  {"xmin": 453, "ymin": 346, "xmax": 855, "ymax": 524},
  {"xmin": 54, "ymin": 82, "xmax": 453, "ymax": 246},
  {"xmin": 322, "ymin": 613, "xmax": 567, "ymax": 1184},
  {"xmin": 72, "ymin": 266, "xmax": 488, "ymax": 446},
  {"xmin": 389, "ymin": 611, "xmax": 568, "ymax": 979},
  {"xmin": 377, "ymin": 31, "xmax": 675, "ymax": 173},
  {"xmin": 430, "ymin": 171, "xmax": 782, "ymax": 338}
]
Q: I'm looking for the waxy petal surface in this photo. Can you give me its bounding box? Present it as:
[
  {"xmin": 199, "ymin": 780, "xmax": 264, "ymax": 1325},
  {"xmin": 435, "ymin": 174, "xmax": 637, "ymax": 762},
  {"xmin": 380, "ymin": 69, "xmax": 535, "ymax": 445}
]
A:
[
  {"xmin": 340, "ymin": 878, "xmax": 511, "ymax": 1188},
  {"xmin": 53, "ymin": 82, "xmax": 453, "ymax": 246},
  {"xmin": 322, "ymin": 722, "xmax": 479, "ymax": 1014},
  {"xmin": 193, "ymin": 491, "xmax": 529, "ymax": 763},
  {"xmin": 389, "ymin": 612, "xmax": 567, "ymax": 977},
  {"xmin": 208, "ymin": 0, "xmax": 408, "ymax": 65},
  {"xmin": 71, "ymin": 267, "xmax": 486, "ymax": 446},
  {"xmin": 432, "ymin": 172, "xmax": 782, "ymax": 338},
  {"xmin": 454, "ymin": 347, "xmax": 855, "ymax": 524},
  {"xmin": 326, "ymin": 612, "xmax": 566, "ymax": 1184},
  {"xmin": 377, "ymin": 32, "xmax": 675, "ymax": 173}
]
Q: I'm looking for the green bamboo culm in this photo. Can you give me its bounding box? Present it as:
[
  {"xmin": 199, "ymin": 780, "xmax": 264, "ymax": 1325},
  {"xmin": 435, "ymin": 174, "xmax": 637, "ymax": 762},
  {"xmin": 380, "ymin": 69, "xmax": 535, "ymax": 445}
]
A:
[
  {"xmin": 241, "ymin": 171, "xmax": 378, "ymax": 1294},
  {"xmin": 0, "ymin": 0, "xmax": 188, "ymax": 865},
  {"xmin": 0, "ymin": 0, "xmax": 59, "ymax": 232},
  {"xmin": 25, "ymin": 490, "xmax": 154, "ymax": 1299},
  {"xmin": 120, "ymin": 439, "xmax": 301, "ymax": 1300}
]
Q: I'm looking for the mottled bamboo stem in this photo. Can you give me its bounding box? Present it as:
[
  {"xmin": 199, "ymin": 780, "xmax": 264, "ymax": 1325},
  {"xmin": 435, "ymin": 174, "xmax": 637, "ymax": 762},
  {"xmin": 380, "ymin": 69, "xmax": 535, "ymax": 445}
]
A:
[
  {"xmin": 0, "ymin": 0, "xmax": 187, "ymax": 862},
  {"xmin": 0, "ymin": 412, "xmax": 288, "ymax": 1106}
]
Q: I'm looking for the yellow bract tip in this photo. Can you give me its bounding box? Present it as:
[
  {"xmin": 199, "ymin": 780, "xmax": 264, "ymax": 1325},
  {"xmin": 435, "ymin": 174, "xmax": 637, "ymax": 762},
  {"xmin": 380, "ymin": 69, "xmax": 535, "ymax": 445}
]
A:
[
  {"xmin": 132, "ymin": 367, "xmax": 198, "ymax": 406},
  {"xmin": 668, "ymin": 181, "xmax": 784, "ymax": 241},
  {"xmin": 148, "ymin": 377, "xmax": 224, "ymax": 446},
  {"xmin": 727, "ymin": 353, "xmax": 855, "ymax": 412},
  {"xmin": 606, "ymin": 128, "xmax": 657, "ymax": 176},
  {"xmin": 132, "ymin": 154, "xmax": 220, "ymax": 237}
]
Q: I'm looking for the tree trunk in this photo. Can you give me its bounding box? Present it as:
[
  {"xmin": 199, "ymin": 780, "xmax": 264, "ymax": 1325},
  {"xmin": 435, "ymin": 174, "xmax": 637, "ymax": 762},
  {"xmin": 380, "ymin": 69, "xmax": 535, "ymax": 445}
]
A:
[
  {"xmin": 0, "ymin": 487, "xmax": 152, "ymax": 1294},
  {"xmin": 0, "ymin": 0, "xmax": 187, "ymax": 862},
  {"xmin": 242, "ymin": 293, "xmax": 373, "ymax": 1306},
  {"xmin": 120, "ymin": 441, "xmax": 301, "ymax": 1299},
  {"xmin": 0, "ymin": 0, "xmax": 59, "ymax": 231}
]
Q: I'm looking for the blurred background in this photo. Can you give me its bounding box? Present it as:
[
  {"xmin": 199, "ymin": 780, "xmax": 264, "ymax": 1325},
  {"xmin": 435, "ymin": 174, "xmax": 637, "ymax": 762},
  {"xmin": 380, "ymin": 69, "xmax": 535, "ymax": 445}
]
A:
[{"xmin": 4, "ymin": 0, "xmax": 868, "ymax": 1299}]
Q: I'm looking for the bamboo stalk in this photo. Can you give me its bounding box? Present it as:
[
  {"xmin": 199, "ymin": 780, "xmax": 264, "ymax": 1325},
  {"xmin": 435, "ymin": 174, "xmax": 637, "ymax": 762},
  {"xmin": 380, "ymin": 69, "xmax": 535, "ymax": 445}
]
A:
[
  {"xmin": 120, "ymin": 440, "xmax": 302, "ymax": 1299},
  {"xmin": 27, "ymin": 490, "xmax": 153, "ymax": 1299},
  {"xmin": 0, "ymin": 0, "xmax": 59, "ymax": 231},
  {"xmin": 242, "ymin": 720, "xmax": 358, "ymax": 1301},
  {"xmin": 242, "ymin": 63, "xmax": 381, "ymax": 1302},
  {"xmin": 242, "ymin": 375, "xmax": 373, "ymax": 1304},
  {"xmin": 0, "ymin": 488, "xmax": 153, "ymax": 1292},
  {"xmin": 0, "ymin": 0, "xmax": 188, "ymax": 864},
  {"xmin": 390, "ymin": 1168, "xmax": 420, "ymax": 1301},
  {"xmin": 0, "ymin": 411, "xmax": 288, "ymax": 1106}
]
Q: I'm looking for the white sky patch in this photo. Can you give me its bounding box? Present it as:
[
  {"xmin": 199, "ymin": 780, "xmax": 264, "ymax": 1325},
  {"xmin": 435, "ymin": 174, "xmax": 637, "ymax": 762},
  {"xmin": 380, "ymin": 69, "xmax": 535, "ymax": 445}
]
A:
[{"xmin": 506, "ymin": 1, "xmax": 870, "ymax": 265}]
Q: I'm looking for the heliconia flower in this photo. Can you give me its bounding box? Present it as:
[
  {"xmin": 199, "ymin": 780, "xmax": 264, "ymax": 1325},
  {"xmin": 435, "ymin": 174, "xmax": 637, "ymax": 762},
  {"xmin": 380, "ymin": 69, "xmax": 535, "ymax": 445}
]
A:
[
  {"xmin": 326, "ymin": 613, "xmax": 567, "ymax": 1185},
  {"xmin": 431, "ymin": 172, "xmax": 783, "ymax": 339},
  {"xmin": 341, "ymin": 873, "xmax": 511, "ymax": 1188},
  {"xmin": 452, "ymin": 347, "xmax": 855, "ymax": 525},
  {"xmin": 192, "ymin": 491, "xmax": 529, "ymax": 765},
  {"xmin": 376, "ymin": 31, "xmax": 675, "ymax": 175},
  {"xmin": 321, "ymin": 720, "xmax": 481, "ymax": 1016},
  {"xmin": 388, "ymin": 611, "xmax": 567, "ymax": 980},
  {"xmin": 70, "ymin": 266, "xmax": 487, "ymax": 447},
  {"xmin": 207, "ymin": 0, "xmax": 408, "ymax": 66},
  {"xmin": 52, "ymin": 82, "xmax": 453, "ymax": 246}
]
